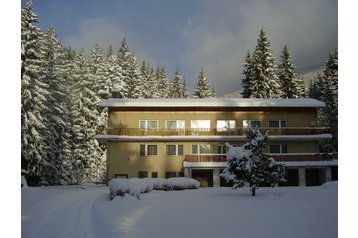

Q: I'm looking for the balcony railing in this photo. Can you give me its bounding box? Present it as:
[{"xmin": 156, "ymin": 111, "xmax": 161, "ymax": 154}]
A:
[
  {"xmin": 101, "ymin": 127, "xmax": 330, "ymax": 137},
  {"xmin": 184, "ymin": 153, "xmax": 337, "ymax": 163}
]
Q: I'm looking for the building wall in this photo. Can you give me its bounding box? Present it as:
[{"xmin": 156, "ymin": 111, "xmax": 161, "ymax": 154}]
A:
[
  {"xmin": 106, "ymin": 140, "xmax": 321, "ymax": 180},
  {"xmin": 108, "ymin": 109, "xmax": 317, "ymax": 128}
]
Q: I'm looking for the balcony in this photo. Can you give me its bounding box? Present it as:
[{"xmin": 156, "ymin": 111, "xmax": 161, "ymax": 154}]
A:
[
  {"xmin": 184, "ymin": 153, "xmax": 337, "ymax": 163},
  {"xmin": 101, "ymin": 127, "xmax": 330, "ymax": 137}
]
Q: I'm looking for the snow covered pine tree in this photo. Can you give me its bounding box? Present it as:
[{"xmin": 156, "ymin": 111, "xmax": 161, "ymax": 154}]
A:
[{"xmin": 221, "ymin": 127, "xmax": 286, "ymax": 196}]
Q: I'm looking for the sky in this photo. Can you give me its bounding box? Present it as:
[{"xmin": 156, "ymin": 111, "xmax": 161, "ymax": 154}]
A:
[{"xmin": 21, "ymin": 0, "xmax": 337, "ymax": 95}]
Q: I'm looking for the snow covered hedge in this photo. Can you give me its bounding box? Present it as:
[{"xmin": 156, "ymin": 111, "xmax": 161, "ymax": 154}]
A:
[{"xmin": 109, "ymin": 177, "xmax": 200, "ymax": 200}]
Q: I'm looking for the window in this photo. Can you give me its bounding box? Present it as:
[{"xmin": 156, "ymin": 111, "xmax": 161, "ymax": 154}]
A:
[
  {"xmin": 269, "ymin": 120, "xmax": 287, "ymax": 128},
  {"xmin": 139, "ymin": 144, "xmax": 158, "ymax": 156},
  {"xmin": 191, "ymin": 120, "xmax": 210, "ymax": 131},
  {"xmin": 138, "ymin": 171, "xmax": 148, "ymax": 178},
  {"xmin": 166, "ymin": 120, "xmax": 185, "ymax": 129},
  {"xmin": 192, "ymin": 144, "xmax": 211, "ymax": 154},
  {"xmin": 270, "ymin": 144, "xmax": 288, "ymax": 153},
  {"xmin": 243, "ymin": 120, "xmax": 261, "ymax": 129},
  {"xmin": 139, "ymin": 120, "xmax": 158, "ymax": 130},
  {"xmin": 217, "ymin": 120, "xmax": 236, "ymax": 131},
  {"xmin": 166, "ymin": 145, "xmax": 184, "ymax": 156},
  {"xmin": 165, "ymin": 171, "xmax": 177, "ymax": 178},
  {"xmin": 151, "ymin": 172, "xmax": 158, "ymax": 178},
  {"xmin": 115, "ymin": 174, "xmax": 128, "ymax": 178},
  {"xmin": 217, "ymin": 145, "xmax": 227, "ymax": 154}
]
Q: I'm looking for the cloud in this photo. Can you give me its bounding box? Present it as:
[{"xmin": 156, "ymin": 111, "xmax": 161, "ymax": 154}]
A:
[
  {"xmin": 62, "ymin": 17, "xmax": 126, "ymax": 53},
  {"xmin": 181, "ymin": 0, "xmax": 337, "ymax": 95}
]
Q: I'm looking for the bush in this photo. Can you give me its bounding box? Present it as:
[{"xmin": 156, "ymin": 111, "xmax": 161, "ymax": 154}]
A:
[{"xmin": 108, "ymin": 177, "xmax": 200, "ymax": 200}]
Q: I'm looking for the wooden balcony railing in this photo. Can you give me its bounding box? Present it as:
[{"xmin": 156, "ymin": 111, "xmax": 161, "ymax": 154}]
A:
[
  {"xmin": 101, "ymin": 127, "xmax": 330, "ymax": 137},
  {"xmin": 184, "ymin": 153, "xmax": 337, "ymax": 163}
]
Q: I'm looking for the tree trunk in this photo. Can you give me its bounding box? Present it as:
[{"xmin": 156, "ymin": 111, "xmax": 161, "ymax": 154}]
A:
[{"xmin": 251, "ymin": 187, "xmax": 256, "ymax": 196}]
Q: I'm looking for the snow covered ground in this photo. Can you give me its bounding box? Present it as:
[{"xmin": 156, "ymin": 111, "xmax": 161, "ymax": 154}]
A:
[{"xmin": 21, "ymin": 183, "xmax": 337, "ymax": 238}]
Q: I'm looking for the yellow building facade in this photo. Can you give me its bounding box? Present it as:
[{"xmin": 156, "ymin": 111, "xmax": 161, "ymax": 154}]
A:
[{"xmin": 96, "ymin": 98, "xmax": 337, "ymax": 187}]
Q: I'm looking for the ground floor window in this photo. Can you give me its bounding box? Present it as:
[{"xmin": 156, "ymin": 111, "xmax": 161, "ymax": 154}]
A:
[
  {"xmin": 138, "ymin": 171, "xmax": 148, "ymax": 178},
  {"xmin": 165, "ymin": 171, "xmax": 177, "ymax": 178},
  {"xmin": 151, "ymin": 172, "xmax": 158, "ymax": 178},
  {"xmin": 115, "ymin": 174, "xmax": 128, "ymax": 179}
]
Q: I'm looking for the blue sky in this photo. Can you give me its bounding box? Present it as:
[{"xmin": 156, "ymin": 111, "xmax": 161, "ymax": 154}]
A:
[{"xmin": 21, "ymin": 0, "xmax": 338, "ymax": 95}]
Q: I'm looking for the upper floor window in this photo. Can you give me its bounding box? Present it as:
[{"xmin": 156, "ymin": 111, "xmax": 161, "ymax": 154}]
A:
[
  {"xmin": 191, "ymin": 120, "xmax": 210, "ymax": 131},
  {"xmin": 166, "ymin": 144, "xmax": 184, "ymax": 156},
  {"xmin": 269, "ymin": 120, "xmax": 287, "ymax": 128},
  {"xmin": 139, "ymin": 144, "xmax": 158, "ymax": 156},
  {"xmin": 166, "ymin": 120, "xmax": 185, "ymax": 129},
  {"xmin": 217, "ymin": 120, "xmax": 236, "ymax": 131},
  {"xmin": 269, "ymin": 144, "xmax": 288, "ymax": 154},
  {"xmin": 243, "ymin": 120, "xmax": 261, "ymax": 129},
  {"xmin": 139, "ymin": 120, "xmax": 158, "ymax": 130}
]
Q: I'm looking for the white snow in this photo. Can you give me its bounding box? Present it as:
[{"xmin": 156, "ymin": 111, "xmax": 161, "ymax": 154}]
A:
[
  {"xmin": 100, "ymin": 98, "xmax": 325, "ymax": 108},
  {"xmin": 21, "ymin": 184, "xmax": 337, "ymax": 238}
]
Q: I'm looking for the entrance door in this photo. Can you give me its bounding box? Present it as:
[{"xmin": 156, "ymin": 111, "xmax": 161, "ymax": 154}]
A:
[{"xmin": 192, "ymin": 169, "xmax": 213, "ymax": 187}]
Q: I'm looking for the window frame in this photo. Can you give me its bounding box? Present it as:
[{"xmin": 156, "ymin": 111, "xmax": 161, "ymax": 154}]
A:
[
  {"xmin": 268, "ymin": 120, "xmax": 287, "ymax": 128},
  {"xmin": 243, "ymin": 120, "xmax": 262, "ymax": 129},
  {"xmin": 269, "ymin": 144, "xmax": 288, "ymax": 154},
  {"xmin": 190, "ymin": 120, "xmax": 211, "ymax": 132},
  {"xmin": 165, "ymin": 144, "xmax": 184, "ymax": 156},
  {"xmin": 165, "ymin": 120, "xmax": 185, "ymax": 129},
  {"xmin": 139, "ymin": 120, "xmax": 159, "ymax": 130},
  {"xmin": 192, "ymin": 144, "xmax": 211, "ymax": 155},
  {"xmin": 139, "ymin": 144, "xmax": 158, "ymax": 156},
  {"xmin": 216, "ymin": 120, "xmax": 236, "ymax": 132}
]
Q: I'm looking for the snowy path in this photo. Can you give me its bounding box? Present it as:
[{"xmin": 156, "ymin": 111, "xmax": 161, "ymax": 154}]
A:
[
  {"xmin": 21, "ymin": 185, "xmax": 113, "ymax": 238},
  {"xmin": 22, "ymin": 185, "xmax": 337, "ymax": 238}
]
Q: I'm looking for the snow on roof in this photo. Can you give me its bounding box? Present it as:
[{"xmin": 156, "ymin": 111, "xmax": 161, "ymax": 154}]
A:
[{"xmin": 100, "ymin": 98, "xmax": 325, "ymax": 108}]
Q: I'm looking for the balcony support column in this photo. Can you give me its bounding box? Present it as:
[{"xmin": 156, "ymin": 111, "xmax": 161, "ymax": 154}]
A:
[
  {"xmin": 184, "ymin": 168, "xmax": 192, "ymax": 178},
  {"xmin": 213, "ymin": 168, "xmax": 221, "ymax": 187},
  {"xmin": 298, "ymin": 168, "xmax": 306, "ymax": 186},
  {"xmin": 325, "ymin": 167, "xmax": 332, "ymax": 183}
]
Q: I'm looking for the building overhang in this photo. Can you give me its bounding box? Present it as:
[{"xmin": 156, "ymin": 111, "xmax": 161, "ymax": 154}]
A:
[{"xmin": 95, "ymin": 134, "xmax": 332, "ymax": 144}]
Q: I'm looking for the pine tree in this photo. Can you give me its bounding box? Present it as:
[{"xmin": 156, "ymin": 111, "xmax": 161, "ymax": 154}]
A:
[
  {"xmin": 154, "ymin": 67, "xmax": 170, "ymax": 98},
  {"xmin": 241, "ymin": 51, "xmax": 253, "ymax": 98},
  {"xmin": 169, "ymin": 67, "xmax": 188, "ymax": 98},
  {"xmin": 141, "ymin": 61, "xmax": 156, "ymax": 98},
  {"xmin": 117, "ymin": 38, "xmax": 143, "ymax": 98},
  {"xmin": 221, "ymin": 127, "xmax": 286, "ymax": 196},
  {"xmin": 69, "ymin": 50, "xmax": 105, "ymax": 182},
  {"xmin": 21, "ymin": 0, "xmax": 52, "ymax": 185},
  {"xmin": 40, "ymin": 27, "xmax": 76, "ymax": 185},
  {"xmin": 308, "ymin": 50, "xmax": 338, "ymax": 152},
  {"xmin": 245, "ymin": 28, "xmax": 282, "ymax": 98},
  {"xmin": 193, "ymin": 68, "xmax": 216, "ymax": 98},
  {"xmin": 277, "ymin": 45, "xmax": 305, "ymax": 98}
]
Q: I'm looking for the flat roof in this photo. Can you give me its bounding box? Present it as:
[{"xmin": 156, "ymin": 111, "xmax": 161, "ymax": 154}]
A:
[{"xmin": 100, "ymin": 98, "xmax": 325, "ymax": 108}]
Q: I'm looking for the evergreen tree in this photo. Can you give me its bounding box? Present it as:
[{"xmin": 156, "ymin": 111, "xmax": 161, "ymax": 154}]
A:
[
  {"xmin": 193, "ymin": 68, "xmax": 216, "ymax": 98},
  {"xmin": 277, "ymin": 45, "xmax": 305, "ymax": 98},
  {"xmin": 69, "ymin": 50, "xmax": 105, "ymax": 182},
  {"xmin": 241, "ymin": 51, "xmax": 253, "ymax": 98},
  {"xmin": 221, "ymin": 127, "xmax": 286, "ymax": 196},
  {"xmin": 169, "ymin": 67, "xmax": 188, "ymax": 98},
  {"xmin": 141, "ymin": 61, "xmax": 156, "ymax": 98},
  {"xmin": 105, "ymin": 54, "xmax": 126, "ymax": 98},
  {"xmin": 40, "ymin": 27, "xmax": 76, "ymax": 185},
  {"xmin": 21, "ymin": 0, "xmax": 51, "ymax": 185},
  {"xmin": 117, "ymin": 38, "xmax": 143, "ymax": 98},
  {"xmin": 154, "ymin": 67, "xmax": 170, "ymax": 98},
  {"xmin": 245, "ymin": 28, "xmax": 282, "ymax": 98},
  {"xmin": 308, "ymin": 50, "xmax": 338, "ymax": 152}
]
